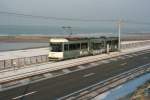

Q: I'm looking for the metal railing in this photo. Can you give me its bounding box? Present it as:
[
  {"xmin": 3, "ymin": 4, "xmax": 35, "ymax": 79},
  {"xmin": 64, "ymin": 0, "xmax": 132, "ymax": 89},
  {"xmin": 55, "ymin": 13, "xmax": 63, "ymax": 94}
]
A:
[
  {"xmin": 0, "ymin": 41, "xmax": 150, "ymax": 71},
  {"xmin": 121, "ymin": 41, "xmax": 150, "ymax": 50},
  {"xmin": 0, "ymin": 55, "xmax": 48, "ymax": 71},
  {"xmin": 59, "ymin": 63, "xmax": 150, "ymax": 100}
]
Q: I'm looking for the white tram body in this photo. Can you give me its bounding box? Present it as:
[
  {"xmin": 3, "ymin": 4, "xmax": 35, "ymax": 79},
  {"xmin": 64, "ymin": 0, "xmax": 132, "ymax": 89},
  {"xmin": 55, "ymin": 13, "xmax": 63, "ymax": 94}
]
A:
[{"xmin": 48, "ymin": 37, "xmax": 118, "ymax": 60}]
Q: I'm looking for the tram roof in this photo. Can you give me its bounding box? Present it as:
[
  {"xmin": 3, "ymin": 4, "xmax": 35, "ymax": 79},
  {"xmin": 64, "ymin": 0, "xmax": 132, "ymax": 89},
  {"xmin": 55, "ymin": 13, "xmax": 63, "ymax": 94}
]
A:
[
  {"xmin": 49, "ymin": 36, "xmax": 118, "ymax": 42},
  {"xmin": 50, "ymin": 37, "xmax": 89, "ymax": 42}
]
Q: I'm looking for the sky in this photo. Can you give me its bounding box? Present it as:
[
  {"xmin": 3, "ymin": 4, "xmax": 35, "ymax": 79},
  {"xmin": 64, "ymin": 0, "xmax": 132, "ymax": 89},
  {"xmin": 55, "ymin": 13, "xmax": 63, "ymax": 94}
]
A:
[{"xmin": 0, "ymin": 0, "xmax": 150, "ymax": 27}]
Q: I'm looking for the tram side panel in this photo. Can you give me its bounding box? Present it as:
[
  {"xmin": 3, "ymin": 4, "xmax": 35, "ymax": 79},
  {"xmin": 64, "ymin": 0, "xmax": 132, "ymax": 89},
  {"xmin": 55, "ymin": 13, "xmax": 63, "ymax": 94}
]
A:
[
  {"xmin": 63, "ymin": 43, "xmax": 80, "ymax": 59},
  {"xmin": 48, "ymin": 37, "xmax": 119, "ymax": 60},
  {"xmin": 89, "ymin": 39, "xmax": 106, "ymax": 55},
  {"xmin": 105, "ymin": 39, "xmax": 118, "ymax": 53},
  {"xmin": 63, "ymin": 42, "xmax": 89, "ymax": 59}
]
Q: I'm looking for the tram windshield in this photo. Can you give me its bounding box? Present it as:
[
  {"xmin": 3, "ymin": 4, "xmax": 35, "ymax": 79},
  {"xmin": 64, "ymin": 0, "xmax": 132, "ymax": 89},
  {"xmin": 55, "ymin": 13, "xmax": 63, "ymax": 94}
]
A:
[{"xmin": 50, "ymin": 43, "xmax": 62, "ymax": 52}]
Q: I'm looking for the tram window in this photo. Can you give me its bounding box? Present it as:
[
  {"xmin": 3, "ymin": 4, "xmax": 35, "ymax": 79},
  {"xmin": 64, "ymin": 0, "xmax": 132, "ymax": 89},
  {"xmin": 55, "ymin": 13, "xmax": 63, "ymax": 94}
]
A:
[
  {"xmin": 101, "ymin": 41, "xmax": 105, "ymax": 47},
  {"xmin": 81, "ymin": 43, "xmax": 88, "ymax": 49},
  {"xmin": 50, "ymin": 43, "xmax": 62, "ymax": 52},
  {"xmin": 64, "ymin": 44, "xmax": 68, "ymax": 51},
  {"xmin": 76, "ymin": 43, "xmax": 80, "ymax": 49},
  {"xmin": 69, "ymin": 43, "xmax": 80, "ymax": 50},
  {"xmin": 69, "ymin": 44, "xmax": 74, "ymax": 50},
  {"xmin": 93, "ymin": 43, "xmax": 102, "ymax": 50}
]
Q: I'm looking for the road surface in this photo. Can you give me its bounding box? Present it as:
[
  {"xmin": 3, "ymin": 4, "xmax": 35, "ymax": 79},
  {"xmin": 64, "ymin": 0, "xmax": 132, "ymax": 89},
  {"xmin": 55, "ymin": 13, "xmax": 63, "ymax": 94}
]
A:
[{"xmin": 0, "ymin": 50, "xmax": 150, "ymax": 100}]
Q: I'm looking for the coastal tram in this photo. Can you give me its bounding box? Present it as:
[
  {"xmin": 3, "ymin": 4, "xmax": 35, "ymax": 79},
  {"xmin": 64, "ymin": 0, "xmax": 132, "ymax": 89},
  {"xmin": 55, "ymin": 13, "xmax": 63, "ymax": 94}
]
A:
[{"xmin": 48, "ymin": 37, "xmax": 118, "ymax": 60}]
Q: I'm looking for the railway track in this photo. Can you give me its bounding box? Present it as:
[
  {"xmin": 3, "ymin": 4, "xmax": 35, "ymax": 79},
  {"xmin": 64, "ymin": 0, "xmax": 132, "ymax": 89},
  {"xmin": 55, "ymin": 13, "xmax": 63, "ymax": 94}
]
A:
[
  {"xmin": 0, "ymin": 47, "xmax": 149, "ymax": 84},
  {"xmin": 59, "ymin": 63, "xmax": 150, "ymax": 100},
  {"xmin": 0, "ymin": 48, "xmax": 150, "ymax": 100},
  {"xmin": 0, "ymin": 49, "xmax": 150, "ymax": 88}
]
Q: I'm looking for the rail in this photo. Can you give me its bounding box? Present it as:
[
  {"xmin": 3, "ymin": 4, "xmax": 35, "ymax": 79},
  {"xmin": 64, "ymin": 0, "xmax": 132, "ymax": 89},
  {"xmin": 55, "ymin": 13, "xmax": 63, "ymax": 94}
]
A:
[
  {"xmin": 0, "ymin": 48, "xmax": 150, "ymax": 84},
  {"xmin": 59, "ymin": 63, "xmax": 150, "ymax": 100}
]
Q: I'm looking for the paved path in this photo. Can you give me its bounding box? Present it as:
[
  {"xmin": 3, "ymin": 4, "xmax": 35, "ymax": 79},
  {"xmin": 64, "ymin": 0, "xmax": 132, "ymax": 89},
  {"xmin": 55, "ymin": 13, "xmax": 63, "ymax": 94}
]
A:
[
  {"xmin": 0, "ymin": 45, "xmax": 150, "ymax": 83},
  {"xmin": 0, "ymin": 48, "xmax": 150, "ymax": 100}
]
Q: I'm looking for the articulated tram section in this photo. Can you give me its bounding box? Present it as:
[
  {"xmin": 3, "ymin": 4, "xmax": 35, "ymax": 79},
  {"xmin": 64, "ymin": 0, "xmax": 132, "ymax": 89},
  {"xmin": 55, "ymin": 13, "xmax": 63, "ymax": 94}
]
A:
[{"xmin": 0, "ymin": 38, "xmax": 150, "ymax": 100}]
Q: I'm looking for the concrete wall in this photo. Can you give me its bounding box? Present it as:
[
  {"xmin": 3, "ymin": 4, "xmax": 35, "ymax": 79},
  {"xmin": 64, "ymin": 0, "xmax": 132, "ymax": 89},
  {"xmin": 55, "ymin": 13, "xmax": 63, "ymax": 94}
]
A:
[
  {"xmin": 0, "ymin": 55, "xmax": 48, "ymax": 70},
  {"xmin": 121, "ymin": 41, "xmax": 150, "ymax": 50},
  {"xmin": 0, "ymin": 60, "xmax": 4, "ymax": 69},
  {"xmin": 0, "ymin": 41, "xmax": 150, "ymax": 71}
]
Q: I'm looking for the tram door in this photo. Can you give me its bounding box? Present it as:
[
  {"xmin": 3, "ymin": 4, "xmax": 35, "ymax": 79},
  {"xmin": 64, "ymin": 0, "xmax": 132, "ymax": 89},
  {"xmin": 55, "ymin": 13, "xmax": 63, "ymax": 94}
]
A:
[{"xmin": 106, "ymin": 44, "xmax": 109, "ymax": 54}]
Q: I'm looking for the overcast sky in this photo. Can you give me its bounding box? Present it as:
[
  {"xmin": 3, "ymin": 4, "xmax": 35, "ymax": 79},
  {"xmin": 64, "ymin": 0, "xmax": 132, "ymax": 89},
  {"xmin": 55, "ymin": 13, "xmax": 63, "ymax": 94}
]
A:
[{"xmin": 0, "ymin": 0, "xmax": 150, "ymax": 26}]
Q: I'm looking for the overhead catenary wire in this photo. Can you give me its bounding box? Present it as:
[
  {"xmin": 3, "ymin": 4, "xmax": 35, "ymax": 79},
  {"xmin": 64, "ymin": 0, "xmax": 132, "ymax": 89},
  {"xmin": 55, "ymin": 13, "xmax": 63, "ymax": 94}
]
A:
[
  {"xmin": 0, "ymin": 11, "xmax": 116, "ymax": 22},
  {"xmin": 0, "ymin": 11, "xmax": 150, "ymax": 26}
]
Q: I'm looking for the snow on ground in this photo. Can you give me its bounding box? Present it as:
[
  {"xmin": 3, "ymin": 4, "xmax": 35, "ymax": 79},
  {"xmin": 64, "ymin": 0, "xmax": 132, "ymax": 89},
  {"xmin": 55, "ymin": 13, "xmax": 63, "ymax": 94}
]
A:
[
  {"xmin": 0, "ymin": 40, "xmax": 150, "ymax": 60},
  {"xmin": 94, "ymin": 73, "xmax": 150, "ymax": 100},
  {"xmin": 0, "ymin": 47, "xmax": 49, "ymax": 60}
]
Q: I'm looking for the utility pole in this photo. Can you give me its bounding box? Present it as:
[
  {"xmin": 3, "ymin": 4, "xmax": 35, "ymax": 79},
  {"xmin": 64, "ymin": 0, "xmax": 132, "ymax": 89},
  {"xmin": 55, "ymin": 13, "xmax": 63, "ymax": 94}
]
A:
[{"xmin": 117, "ymin": 19, "xmax": 123, "ymax": 51}]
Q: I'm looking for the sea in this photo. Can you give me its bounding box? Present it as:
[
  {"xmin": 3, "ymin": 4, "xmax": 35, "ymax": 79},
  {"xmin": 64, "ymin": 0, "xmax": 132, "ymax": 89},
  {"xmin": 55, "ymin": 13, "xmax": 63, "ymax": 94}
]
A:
[
  {"xmin": 0, "ymin": 25, "xmax": 149, "ymax": 51},
  {"xmin": 0, "ymin": 25, "xmax": 115, "ymax": 51},
  {"xmin": 0, "ymin": 42, "xmax": 48, "ymax": 51},
  {"xmin": 0, "ymin": 25, "xmax": 119, "ymax": 36}
]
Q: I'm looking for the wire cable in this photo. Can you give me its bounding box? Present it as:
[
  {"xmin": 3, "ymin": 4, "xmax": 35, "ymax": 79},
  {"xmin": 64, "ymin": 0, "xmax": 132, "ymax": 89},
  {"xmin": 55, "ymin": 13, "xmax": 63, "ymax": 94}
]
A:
[
  {"xmin": 0, "ymin": 11, "xmax": 150, "ymax": 25},
  {"xmin": 0, "ymin": 11, "xmax": 117, "ymax": 22}
]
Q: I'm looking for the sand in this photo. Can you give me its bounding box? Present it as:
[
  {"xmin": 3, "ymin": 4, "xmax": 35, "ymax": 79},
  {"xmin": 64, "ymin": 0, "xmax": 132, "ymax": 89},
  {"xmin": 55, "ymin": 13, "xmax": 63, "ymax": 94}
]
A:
[{"xmin": 0, "ymin": 33, "xmax": 150, "ymax": 43}]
